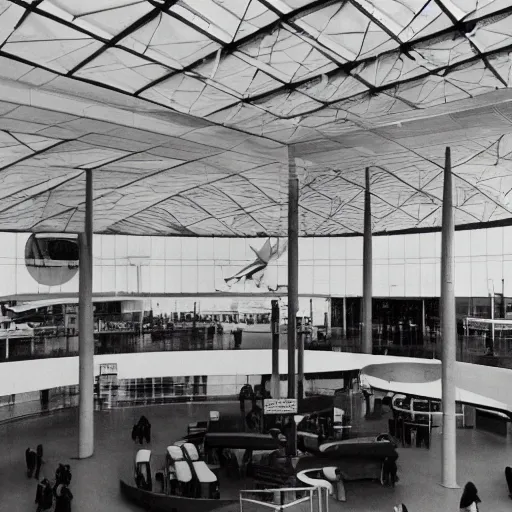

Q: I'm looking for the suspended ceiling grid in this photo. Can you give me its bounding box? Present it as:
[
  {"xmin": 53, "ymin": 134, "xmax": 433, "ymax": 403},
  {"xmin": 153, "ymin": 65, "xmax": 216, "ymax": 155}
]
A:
[{"xmin": 2, "ymin": 0, "xmax": 512, "ymax": 236}]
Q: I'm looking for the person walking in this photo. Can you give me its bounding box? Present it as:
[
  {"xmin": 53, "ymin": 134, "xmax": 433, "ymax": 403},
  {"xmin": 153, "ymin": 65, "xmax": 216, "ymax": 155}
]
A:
[
  {"xmin": 35, "ymin": 478, "xmax": 53, "ymax": 512},
  {"xmin": 35, "ymin": 444, "xmax": 44, "ymax": 480},
  {"xmin": 460, "ymin": 482, "xmax": 481, "ymax": 512},
  {"xmin": 393, "ymin": 505, "xmax": 408, "ymax": 512}
]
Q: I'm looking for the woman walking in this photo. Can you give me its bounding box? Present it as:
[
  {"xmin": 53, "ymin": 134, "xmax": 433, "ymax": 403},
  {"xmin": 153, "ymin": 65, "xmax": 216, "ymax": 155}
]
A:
[{"xmin": 459, "ymin": 482, "xmax": 481, "ymax": 512}]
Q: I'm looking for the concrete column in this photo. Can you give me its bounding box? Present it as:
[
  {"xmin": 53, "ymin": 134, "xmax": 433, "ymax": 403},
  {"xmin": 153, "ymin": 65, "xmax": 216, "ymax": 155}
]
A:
[
  {"xmin": 342, "ymin": 297, "xmax": 347, "ymax": 337},
  {"xmin": 288, "ymin": 145, "xmax": 299, "ymax": 455},
  {"xmin": 5, "ymin": 337, "xmax": 8, "ymax": 360},
  {"xmin": 440, "ymin": 147, "xmax": 458, "ymax": 488},
  {"xmin": 326, "ymin": 298, "xmax": 332, "ymax": 337},
  {"xmin": 139, "ymin": 299, "xmax": 144, "ymax": 345},
  {"xmin": 298, "ymin": 316, "xmax": 305, "ymax": 400},
  {"xmin": 271, "ymin": 299, "xmax": 280, "ymax": 398},
  {"xmin": 193, "ymin": 301, "xmax": 197, "ymax": 330},
  {"xmin": 79, "ymin": 168, "xmax": 94, "ymax": 459},
  {"xmin": 490, "ymin": 294, "xmax": 495, "ymax": 351},
  {"xmin": 422, "ymin": 299, "xmax": 426, "ymax": 341},
  {"xmin": 362, "ymin": 167, "xmax": 373, "ymax": 354}
]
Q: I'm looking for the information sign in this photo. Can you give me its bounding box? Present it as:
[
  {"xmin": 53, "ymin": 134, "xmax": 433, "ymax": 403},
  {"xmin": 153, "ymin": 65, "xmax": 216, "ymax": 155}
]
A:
[
  {"xmin": 264, "ymin": 398, "xmax": 298, "ymax": 415},
  {"xmin": 99, "ymin": 363, "xmax": 118, "ymax": 375}
]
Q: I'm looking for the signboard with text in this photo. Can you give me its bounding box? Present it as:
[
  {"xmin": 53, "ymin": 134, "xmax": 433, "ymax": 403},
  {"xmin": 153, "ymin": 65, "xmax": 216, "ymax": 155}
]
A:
[
  {"xmin": 264, "ymin": 398, "xmax": 298, "ymax": 415},
  {"xmin": 99, "ymin": 363, "xmax": 118, "ymax": 375}
]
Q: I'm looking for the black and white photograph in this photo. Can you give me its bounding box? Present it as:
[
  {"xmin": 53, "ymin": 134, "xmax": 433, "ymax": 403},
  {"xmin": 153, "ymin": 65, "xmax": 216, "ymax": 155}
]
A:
[{"xmin": 0, "ymin": 1, "xmax": 511, "ymax": 511}]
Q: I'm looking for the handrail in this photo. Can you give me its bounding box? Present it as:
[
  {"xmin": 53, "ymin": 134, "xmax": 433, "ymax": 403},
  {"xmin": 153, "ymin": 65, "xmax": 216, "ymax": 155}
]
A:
[{"xmin": 240, "ymin": 486, "xmax": 329, "ymax": 512}]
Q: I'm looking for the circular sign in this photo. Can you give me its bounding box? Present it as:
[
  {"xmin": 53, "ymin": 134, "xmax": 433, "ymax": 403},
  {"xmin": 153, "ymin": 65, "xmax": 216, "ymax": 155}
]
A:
[{"xmin": 25, "ymin": 233, "xmax": 79, "ymax": 286}]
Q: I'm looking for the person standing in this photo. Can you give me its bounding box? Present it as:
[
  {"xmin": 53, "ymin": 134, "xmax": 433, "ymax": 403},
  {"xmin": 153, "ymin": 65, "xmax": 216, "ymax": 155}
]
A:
[
  {"xmin": 35, "ymin": 444, "xmax": 44, "ymax": 479},
  {"xmin": 459, "ymin": 482, "xmax": 481, "ymax": 512},
  {"xmin": 144, "ymin": 421, "xmax": 151, "ymax": 444},
  {"xmin": 382, "ymin": 457, "xmax": 398, "ymax": 487},
  {"xmin": 26, "ymin": 447, "xmax": 37, "ymax": 478},
  {"xmin": 55, "ymin": 463, "xmax": 65, "ymax": 485},
  {"xmin": 334, "ymin": 468, "xmax": 346, "ymax": 502},
  {"xmin": 131, "ymin": 423, "xmax": 139, "ymax": 443},
  {"xmin": 54, "ymin": 483, "xmax": 73, "ymax": 512},
  {"xmin": 63, "ymin": 465, "xmax": 72, "ymax": 486},
  {"xmin": 505, "ymin": 467, "xmax": 512, "ymax": 499},
  {"xmin": 137, "ymin": 416, "xmax": 149, "ymax": 444},
  {"xmin": 35, "ymin": 478, "xmax": 53, "ymax": 512}
]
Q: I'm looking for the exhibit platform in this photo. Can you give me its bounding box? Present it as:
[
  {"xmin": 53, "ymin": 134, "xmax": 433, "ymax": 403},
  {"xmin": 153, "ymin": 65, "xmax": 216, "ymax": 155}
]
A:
[{"xmin": 3, "ymin": 401, "xmax": 512, "ymax": 512}]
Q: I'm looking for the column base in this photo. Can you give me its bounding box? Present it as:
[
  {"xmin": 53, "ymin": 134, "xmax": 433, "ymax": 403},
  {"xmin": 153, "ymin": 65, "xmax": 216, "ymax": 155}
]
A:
[
  {"xmin": 438, "ymin": 482, "xmax": 460, "ymax": 489},
  {"xmin": 77, "ymin": 450, "xmax": 94, "ymax": 460}
]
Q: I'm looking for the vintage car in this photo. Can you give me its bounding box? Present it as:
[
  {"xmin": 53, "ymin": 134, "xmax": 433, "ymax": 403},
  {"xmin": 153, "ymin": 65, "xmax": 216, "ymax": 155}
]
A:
[
  {"xmin": 134, "ymin": 449, "xmax": 152, "ymax": 492},
  {"xmin": 164, "ymin": 445, "xmax": 194, "ymax": 497},
  {"xmin": 181, "ymin": 443, "xmax": 220, "ymax": 499},
  {"xmin": 294, "ymin": 437, "xmax": 398, "ymax": 482}
]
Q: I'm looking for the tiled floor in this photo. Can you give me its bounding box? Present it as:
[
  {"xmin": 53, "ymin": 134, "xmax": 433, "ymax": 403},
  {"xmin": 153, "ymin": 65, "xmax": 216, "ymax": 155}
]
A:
[{"xmin": 2, "ymin": 402, "xmax": 511, "ymax": 512}]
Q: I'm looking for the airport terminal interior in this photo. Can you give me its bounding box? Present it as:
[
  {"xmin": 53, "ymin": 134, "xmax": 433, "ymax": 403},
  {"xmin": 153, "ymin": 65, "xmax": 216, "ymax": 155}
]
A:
[{"xmin": 2, "ymin": 1, "xmax": 512, "ymax": 511}]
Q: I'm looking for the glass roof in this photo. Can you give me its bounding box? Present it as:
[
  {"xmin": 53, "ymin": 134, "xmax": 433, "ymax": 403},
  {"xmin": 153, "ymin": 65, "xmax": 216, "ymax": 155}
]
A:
[{"xmin": 1, "ymin": 0, "xmax": 512, "ymax": 236}]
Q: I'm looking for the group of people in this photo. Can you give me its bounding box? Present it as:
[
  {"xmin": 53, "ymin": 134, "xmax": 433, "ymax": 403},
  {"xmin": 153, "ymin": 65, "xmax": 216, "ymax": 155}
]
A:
[
  {"xmin": 26, "ymin": 445, "xmax": 73, "ymax": 512},
  {"xmin": 132, "ymin": 415, "xmax": 151, "ymax": 444},
  {"xmin": 52, "ymin": 464, "xmax": 74, "ymax": 512},
  {"xmin": 34, "ymin": 463, "xmax": 73, "ymax": 512}
]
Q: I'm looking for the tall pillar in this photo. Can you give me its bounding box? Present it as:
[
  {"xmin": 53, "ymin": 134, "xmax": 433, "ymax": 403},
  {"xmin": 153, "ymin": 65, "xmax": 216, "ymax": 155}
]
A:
[
  {"xmin": 288, "ymin": 145, "xmax": 299, "ymax": 456},
  {"xmin": 326, "ymin": 298, "xmax": 332, "ymax": 338},
  {"xmin": 5, "ymin": 337, "xmax": 8, "ymax": 360},
  {"xmin": 342, "ymin": 297, "xmax": 347, "ymax": 337},
  {"xmin": 193, "ymin": 301, "xmax": 197, "ymax": 330},
  {"xmin": 440, "ymin": 147, "xmax": 458, "ymax": 488},
  {"xmin": 298, "ymin": 315, "xmax": 305, "ymax": 400},
  {"xmin": 270, "ymin": 299, "xmax": 280, "ymax": 398},
  {"xmin": 490, "ymin": 294, "xmax": 495, "ymax": 351},
  {"xmin": 422, "ymin": 299, "xmax": 426, "ymax": 341},
  {"xmin": 309, "ymin": 298, "xmax": 313, "ymax": 327},
  {"xmin": 78, "ymin": 168, "xmax": 94, "ymax": 459},
  {"xmin": 139, "ymin": 299, "xmax": 144, "ymax": 345},
  {"xmin": 362, "ymin": 167, "xmax": 373, "ymax": 354}
]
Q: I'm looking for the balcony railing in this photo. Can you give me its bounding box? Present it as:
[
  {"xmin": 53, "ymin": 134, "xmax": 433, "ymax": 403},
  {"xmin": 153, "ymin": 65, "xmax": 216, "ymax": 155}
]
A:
[{"xmin": 1, "ymin": 324, "xmax": 512, "ymax": 372}]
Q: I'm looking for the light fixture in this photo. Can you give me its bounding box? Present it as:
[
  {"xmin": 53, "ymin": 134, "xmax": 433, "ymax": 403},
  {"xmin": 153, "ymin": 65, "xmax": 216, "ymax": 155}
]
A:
[{"xmin": 294, "ymin": 414, "xmax": 305, "ymax": 424}]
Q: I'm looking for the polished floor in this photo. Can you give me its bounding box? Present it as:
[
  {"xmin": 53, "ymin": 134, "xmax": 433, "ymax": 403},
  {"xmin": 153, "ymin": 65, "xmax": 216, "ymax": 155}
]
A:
[{"xmin": 2, "ymin": 401, "xmax": 512, "ymax": 512}]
